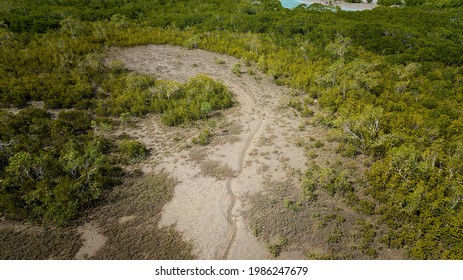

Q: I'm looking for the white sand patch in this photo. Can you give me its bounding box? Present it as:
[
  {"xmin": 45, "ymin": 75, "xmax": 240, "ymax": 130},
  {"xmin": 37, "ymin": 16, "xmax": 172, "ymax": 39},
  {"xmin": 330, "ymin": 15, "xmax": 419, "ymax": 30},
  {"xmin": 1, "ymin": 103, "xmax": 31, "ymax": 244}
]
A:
[{"xmin": 75, "ymin": 222, "xmax": 107, "ymax": 259}]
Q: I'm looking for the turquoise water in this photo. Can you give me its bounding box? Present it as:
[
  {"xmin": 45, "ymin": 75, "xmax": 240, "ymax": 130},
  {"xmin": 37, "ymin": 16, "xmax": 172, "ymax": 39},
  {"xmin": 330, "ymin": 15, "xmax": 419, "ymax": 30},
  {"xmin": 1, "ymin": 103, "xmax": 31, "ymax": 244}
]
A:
[{"xmin": 280, "ymin": 0, "xmax": 306, "ymax": 9}]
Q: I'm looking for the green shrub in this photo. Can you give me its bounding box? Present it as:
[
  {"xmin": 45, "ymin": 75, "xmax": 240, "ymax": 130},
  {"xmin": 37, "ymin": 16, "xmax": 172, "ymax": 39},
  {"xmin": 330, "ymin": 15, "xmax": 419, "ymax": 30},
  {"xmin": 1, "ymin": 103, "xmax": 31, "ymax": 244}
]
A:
[
  {"xmin": 314, "ymin": 140, "xmax": 324, "ymax": 148},
  {"xmin": 404, "ymin": 0, "xmax": 424, "ymax": 5},
  {"xmin": 251, "ymin": 224, "xmax": 262, "ymax": 237},
  {"xmin": 119, "ymin": 139, "xmax": 147, "ymax": 164},
  {"xmin": 284, "ymin": 198, "xmax": 303, "ymax": 212},
  {"xmin": 288, "ymin": 98, "xmax": 303, "ymax": 111},
  {"xmin": 159, "ymin": 75, "xmax": 233, "ymax": 126},
  {"xmin": 378, "ymin": 0, "xmax": 403, "ymax": 5},
  {"xmin": 183, "ymin": 35, "xmax": 201, "ymax": 49},
  {"xmin": 232, "ymin": 63, "xmax": 242, "ymax": 76},
  {"xmin": 304, "ymin": 164, "xmax": 354, "ymax": 198},
  {"xmin": 302, "ymin": 176, "xmax": 318, "ymax": 201},
  {"xmin": 98, "ymin": 73, "xmax": 233, "ymax": 126},
  {"xmin": 192, "ymin": 129, "xmax": 212, "ymax": 146},
  {"xmin": 200, "ymin": 102, "xmax": 212, "ymax": 118},
  {"xmin": 267, "ymin": 236, "xmax": 287, "ymax": 257}
]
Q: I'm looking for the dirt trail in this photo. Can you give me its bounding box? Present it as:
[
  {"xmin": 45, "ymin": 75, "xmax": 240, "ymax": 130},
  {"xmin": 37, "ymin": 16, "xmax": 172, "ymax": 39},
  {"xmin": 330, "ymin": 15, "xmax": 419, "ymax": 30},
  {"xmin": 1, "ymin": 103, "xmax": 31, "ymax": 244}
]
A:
[
  {"xmin": 220, "ymin": 118, "xmax": 262, "ymax": 259},
  {"xmin": 107, "ymin": 45, "xmax": 313, "ymax": 259}
]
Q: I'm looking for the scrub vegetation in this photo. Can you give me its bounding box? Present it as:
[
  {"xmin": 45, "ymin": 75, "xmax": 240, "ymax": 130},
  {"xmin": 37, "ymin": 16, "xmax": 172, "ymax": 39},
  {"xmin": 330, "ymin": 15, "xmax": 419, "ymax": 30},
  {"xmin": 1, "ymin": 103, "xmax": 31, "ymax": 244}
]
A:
[{"xmin": 1, "ymin": 0, "xmax": 463, "ymax": 259}]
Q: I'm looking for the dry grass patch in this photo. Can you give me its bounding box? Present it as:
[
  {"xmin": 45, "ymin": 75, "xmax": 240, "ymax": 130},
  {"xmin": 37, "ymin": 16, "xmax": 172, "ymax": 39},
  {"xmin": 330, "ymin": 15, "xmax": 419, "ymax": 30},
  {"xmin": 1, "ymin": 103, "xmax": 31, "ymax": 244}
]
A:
[
  {"xmin": 0, "ymin": 225, "xmax": 81, "ymax": 259},
  {"xmin": 200, "ymin": 160, "xmax": 237, "ymax": 180},
  {"xmin": 89, "ymin": 172, "xmax": 194, "ymax": 259},
  {"xmin": 188, "ymin": 146, "xmax": 236, "ymax": 180},
  {"xmin": 188, "ymin": 146, "xmax": 208, "ymax": 162},
  {"xmin": 244, "ymin": 174, "xmax": 391, "ymax": 259},
  {"xmin": 210, "ymin": 122, "xmax": 243, "ymax": 145},
  {"xmin": 258, "ymin": 135, "xmax": 276, "ymax": 146}
]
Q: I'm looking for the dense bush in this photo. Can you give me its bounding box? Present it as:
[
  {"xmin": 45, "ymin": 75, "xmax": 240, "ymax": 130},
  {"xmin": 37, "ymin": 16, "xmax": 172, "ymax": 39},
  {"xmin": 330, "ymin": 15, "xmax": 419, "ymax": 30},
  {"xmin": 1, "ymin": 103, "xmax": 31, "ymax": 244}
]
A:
[
  {"xmin": 158, "ymin": 75, "xmax": 233, "ymax": 126},
  {"xmin": 0, "ymin": 108, "xmax": 121, "ymax": 225},
  {"xmin": 97, "ymin": 73, "xmax": 233, "ymax": 126},
  {"xmin": 378, "ymin": 0, "xmax": 404, "ymax": 5},
  {"xmin": 118, "ymin": 139, "xmax": 148, "ymax": 164},
  {"xmin": 404, "ymin": 0, "xmax": 425, "ymax": 5}
]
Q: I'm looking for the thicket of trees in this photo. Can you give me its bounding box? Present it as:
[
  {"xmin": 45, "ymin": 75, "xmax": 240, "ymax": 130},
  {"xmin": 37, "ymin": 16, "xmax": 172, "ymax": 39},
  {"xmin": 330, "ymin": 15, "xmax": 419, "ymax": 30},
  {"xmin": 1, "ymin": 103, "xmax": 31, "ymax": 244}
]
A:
[
  {"xmin": 0, "ymin": 108, "xmax": 121, "ymax": 224},
  {"xmin": 1, "ymin": 0, "xmax": 463, "ymax": 258},
  {"xmin": 378, "ymin": 0, "xmax": 463, "ymax": 7}
]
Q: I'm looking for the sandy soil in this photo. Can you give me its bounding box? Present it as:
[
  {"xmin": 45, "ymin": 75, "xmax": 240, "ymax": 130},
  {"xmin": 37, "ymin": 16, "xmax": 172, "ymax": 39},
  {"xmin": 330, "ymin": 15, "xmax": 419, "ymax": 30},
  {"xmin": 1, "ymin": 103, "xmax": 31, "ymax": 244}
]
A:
[
  {"xmin": 301, "ymin": 0, "xmax": 378, "ymax": 10},
  {"xmin": 106, "ymin": 45, "xmax": 324, "ymax": 259},
  {"xmin": 75, "ymin": 222, "xmax": 107, "ymax": 259}
]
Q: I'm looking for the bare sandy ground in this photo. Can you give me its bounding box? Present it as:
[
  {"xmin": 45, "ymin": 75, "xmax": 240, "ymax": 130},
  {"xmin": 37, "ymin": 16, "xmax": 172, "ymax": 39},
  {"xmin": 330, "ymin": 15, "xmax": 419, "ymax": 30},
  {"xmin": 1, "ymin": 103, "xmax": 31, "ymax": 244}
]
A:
[
  {"xmin": 301, "ymin": 0, "xmax": 377, "ymax": 10},
  {"xmin": 106, "ymin": 45, "xmax": 322, "ymax": 259},
  {"xmin": 75, "ymin": 222, "xmax": 107, "ymax": 259}
]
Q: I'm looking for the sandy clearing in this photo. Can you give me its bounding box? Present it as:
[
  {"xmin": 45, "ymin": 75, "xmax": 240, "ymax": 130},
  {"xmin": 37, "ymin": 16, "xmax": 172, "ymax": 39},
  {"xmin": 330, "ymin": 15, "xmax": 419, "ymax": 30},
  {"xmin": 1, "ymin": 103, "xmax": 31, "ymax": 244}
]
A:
[
  {"xmin": 75, "ymin": 222, "xmax": 107, "ymax": 259},
  {"xmin": 106, "ymin": 45, "xmax": 320, "ymax": 259}
]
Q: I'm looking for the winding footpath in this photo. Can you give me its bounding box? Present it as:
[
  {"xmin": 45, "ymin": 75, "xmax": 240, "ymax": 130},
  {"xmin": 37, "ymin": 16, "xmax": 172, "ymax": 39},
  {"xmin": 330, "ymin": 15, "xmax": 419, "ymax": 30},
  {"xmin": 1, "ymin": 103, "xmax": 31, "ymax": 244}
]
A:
[{"xmin": 221, "ymin": 118, "xmax": 263, "ymax": 259}]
